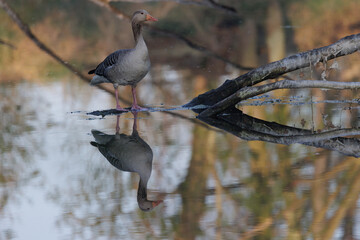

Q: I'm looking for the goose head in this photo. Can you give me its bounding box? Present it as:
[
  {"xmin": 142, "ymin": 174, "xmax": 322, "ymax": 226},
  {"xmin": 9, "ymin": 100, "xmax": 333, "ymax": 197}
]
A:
[
  {"xmin": 132, "ymin": 9, "xmax": 158, "ymax": 24},
  {"xmin": 138, "ymin": 199, "xmax": 163, "ymax": 212}
]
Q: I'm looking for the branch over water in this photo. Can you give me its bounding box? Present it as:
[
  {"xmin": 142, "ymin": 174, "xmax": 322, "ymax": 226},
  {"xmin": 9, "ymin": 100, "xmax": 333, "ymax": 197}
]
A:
[{"xmin": 185, "ymin": 33, "xmax": 360, "ymax": 115}]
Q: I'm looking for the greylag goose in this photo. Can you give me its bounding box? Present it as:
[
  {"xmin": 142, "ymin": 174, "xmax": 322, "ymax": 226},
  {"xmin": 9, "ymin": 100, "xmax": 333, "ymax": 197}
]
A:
[
  {"xmin": 88, "ymin": 10, "xmax": 157, "ymax": 111},
  {"xmin": 90, "ymin": 113, "xmax": 162, "ymax": 211}
]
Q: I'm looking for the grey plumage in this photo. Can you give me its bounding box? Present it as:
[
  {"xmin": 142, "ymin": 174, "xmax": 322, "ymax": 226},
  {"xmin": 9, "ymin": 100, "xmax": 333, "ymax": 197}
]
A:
[
  {"xmin": 88, "ymin": 10, "xmax": 158, "ymax": 111},
  {"xmin": 90, "ymin": 116, "xmax": 162, "ymax": 211},
  {"xmin": 88, "ymin": 50, "xmax": 129, "ymax": 77}
]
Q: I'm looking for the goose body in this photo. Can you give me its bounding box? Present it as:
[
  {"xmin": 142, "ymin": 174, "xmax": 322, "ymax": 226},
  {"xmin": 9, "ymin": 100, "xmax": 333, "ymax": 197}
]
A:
[
  {"xmin": 90, "ymin": 115, "xmax": 162, "ymax": 211},
  {"xmin": 88, "ymin": 10, "xmax": 157, "ymax": 111}
]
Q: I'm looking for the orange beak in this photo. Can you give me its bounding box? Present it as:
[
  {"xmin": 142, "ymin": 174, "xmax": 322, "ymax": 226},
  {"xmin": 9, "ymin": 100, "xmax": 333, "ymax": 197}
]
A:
[
  {"xmin": 146, "ymin": 14, "xmax": 158, "ymax": 22},
  {"xmin": 152, "ymin": 200, "xmax": 163, "ymax": 208}
]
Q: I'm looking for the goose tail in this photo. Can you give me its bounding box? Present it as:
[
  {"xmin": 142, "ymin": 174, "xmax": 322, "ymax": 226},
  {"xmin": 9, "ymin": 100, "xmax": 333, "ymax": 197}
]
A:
[{"xmin": 90, "ymin": 75, "xmax": 111, "ymax": 85}]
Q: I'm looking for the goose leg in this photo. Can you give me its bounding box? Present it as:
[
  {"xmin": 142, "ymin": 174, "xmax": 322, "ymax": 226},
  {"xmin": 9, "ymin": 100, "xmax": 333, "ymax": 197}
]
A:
[
  {"xmin": 131, "ymin": 86, "xmax": 148, "ymax": 111},
  {"xmin": 131, "ymin": 111, "xmax": 138, "ymax": 131},
  {"xmin": 115, "ymin": 115, "xmax": 120, "ymax": 133},
  {"xmin": 114, "ymin": 86, "xmax": 127, "ymax": 111}
]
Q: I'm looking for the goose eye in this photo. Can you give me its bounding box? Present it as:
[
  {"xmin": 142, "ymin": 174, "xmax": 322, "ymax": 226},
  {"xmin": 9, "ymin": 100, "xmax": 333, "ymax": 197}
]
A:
[{"xmin": 141, "ymin": 12, "xmax": 144, "ymax": 14}]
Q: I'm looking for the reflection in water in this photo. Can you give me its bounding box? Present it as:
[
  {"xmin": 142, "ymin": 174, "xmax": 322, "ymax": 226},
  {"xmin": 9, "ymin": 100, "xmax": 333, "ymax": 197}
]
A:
[
  {"xmin": 90, "ymin": 112, "xmax": 162, "ymax": 211},
  {"xmin": 199, "ymin": 108, "xmax": 360, "ymax": 157}
]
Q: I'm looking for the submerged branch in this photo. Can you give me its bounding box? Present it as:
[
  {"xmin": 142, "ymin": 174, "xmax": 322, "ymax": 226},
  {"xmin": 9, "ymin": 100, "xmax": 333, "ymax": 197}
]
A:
[
  {"xmin": 199, "ymin": 79, "xmax": 360, "ymax": 117},
  {"xmin": 185, "ymin": 33, "xmax": 360, "ymax": 113}
]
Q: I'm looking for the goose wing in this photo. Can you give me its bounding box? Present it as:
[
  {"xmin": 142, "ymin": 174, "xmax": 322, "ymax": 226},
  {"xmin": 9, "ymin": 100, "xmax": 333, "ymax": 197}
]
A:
[{"xmin": 88, "ymin": 49, "xmax": 129, "ymax": 76}]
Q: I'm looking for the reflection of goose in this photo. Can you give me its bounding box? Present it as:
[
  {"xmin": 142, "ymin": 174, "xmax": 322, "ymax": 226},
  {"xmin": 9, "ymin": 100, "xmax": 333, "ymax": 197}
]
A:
[
  {"xmin": 88, "ymin": 10, "xmax": 157, "ymax": 111},
  {"xmin": 90, "ymin": 113, "xmax": 162, "ymax": 211}
]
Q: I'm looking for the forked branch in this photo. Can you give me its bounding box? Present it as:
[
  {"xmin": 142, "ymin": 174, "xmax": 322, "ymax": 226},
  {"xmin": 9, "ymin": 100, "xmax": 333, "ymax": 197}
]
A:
[{"xmin": 185, "ymin": 33, "xmax": 360, "ymax": 115}]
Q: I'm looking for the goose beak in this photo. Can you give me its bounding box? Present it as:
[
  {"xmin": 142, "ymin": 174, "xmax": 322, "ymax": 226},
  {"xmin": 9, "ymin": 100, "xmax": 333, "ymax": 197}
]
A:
[
  {"xmin": 146, "ymin": 14, "xmax": 158, "ymax": 22},
  {"xmin": 152, "ymin": 200, "xmax": 163, "ymax": 208}
]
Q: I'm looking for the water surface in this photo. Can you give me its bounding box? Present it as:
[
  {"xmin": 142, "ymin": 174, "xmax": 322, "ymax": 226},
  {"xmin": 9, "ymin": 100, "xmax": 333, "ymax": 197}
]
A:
[{"xmin": 1, "ymin": 0, "xmax": 360, "ymax": 239}]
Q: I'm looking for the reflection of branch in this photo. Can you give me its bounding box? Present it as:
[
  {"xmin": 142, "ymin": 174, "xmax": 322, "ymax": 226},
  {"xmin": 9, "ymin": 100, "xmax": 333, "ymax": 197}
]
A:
[
  {"xmin": 199, "ymin": 108, "xmax": 360, "ymax": 157},
  {"xmin": 185, "ymin": 33, "xmax": 360, "ymax": 114},
  {"xmin": 162, "ymin": 110, "xmax": 224, "ymax": 133},
  {"xmin": 309, "ymin": 183, "xmax": 342, "ymax": 239},
  {"xmin": 200, "ymin": 79, "xmax": 360, "ymax": 117},
  {"xmin": 240, "ymin": 218, "xmax": 273, "ymax": 240},
  {"xmin": 240, "ymin": 197, "xmax": 306, "ymax": 239},
  {"xmin": 0, "ymin": 38, "xmax": 16, "ymax": 49},
  {"xmin": 322, "ymin": 169, "xmax": 360, "ymax": 239},
  {"xmin": 88, "ymin": 0, "xmax": 252, "ymax": 71},
  {"xmin": 296, "ymin": 157, "xmax": 356, "ymax": 184}
]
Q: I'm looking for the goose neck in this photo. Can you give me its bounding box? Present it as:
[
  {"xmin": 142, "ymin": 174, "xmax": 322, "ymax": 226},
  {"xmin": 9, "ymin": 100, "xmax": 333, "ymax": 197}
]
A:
[
  {"xmin": 132, "ymin": 21, "xmax": 143, "ymax": 44},
  {"xmin": 137, "ymin": 177, "xmax": 148, "ymax": 200}
]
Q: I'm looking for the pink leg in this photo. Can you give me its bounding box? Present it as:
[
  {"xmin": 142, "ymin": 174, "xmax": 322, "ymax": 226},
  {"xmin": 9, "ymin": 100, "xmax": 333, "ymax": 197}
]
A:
[
  {"xmin": 114, "ymin": 86, "xmax": 127, "ymax": 111},
  {"xmin": 131, "ymin": 86, "xmax": 148, "ymax": 111},
  {"xmin": 131, "ymin": 111, "xmax": 138, "ymax": 131},
  {"xmin": 115, "ymin": 115, "xmax": 120, "ymax": 133}
]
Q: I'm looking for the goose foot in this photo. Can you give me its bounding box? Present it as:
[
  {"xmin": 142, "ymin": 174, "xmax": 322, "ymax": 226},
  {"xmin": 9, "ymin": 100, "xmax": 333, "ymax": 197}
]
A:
[
  {"xmin": 115, "ymin": 106, "xmax": 128, "ymax": 112},
  {"xmin": 131, "ymin": 105, "xmax": 148, "ymax": 112}
]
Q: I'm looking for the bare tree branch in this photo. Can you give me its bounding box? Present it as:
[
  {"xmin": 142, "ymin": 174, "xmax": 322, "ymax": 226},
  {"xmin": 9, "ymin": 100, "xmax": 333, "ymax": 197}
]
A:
[
  {"xmin": 0, "ymin": 38, "xmax": 16, "ymax": 49},
  {"xmin": 185, "ymin": 33, "xmax": 360, "ymax": 113},
  {"xmin": 0, "ymin": 0, "xmax": 89, "ymax": 81},
  {"xmin": 199, "ymin": 79, "xmax": 360, "ymax": 117}
]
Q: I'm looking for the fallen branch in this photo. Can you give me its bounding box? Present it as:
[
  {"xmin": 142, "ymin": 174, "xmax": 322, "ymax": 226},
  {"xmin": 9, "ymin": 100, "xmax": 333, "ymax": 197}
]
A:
[
  {"xmin": 199, "ymin": 79, "xmax": 360, "ymax": 117},
  {"xmin": 185, "ymin": 33, "xmax": 360, "ymax": 114}
]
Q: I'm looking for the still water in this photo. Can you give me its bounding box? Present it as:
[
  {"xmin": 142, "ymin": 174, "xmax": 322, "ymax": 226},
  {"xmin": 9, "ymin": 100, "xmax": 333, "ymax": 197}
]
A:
[{"xmin": 2, "ymin": 0, "xmax": 360, "ymax": 239}]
